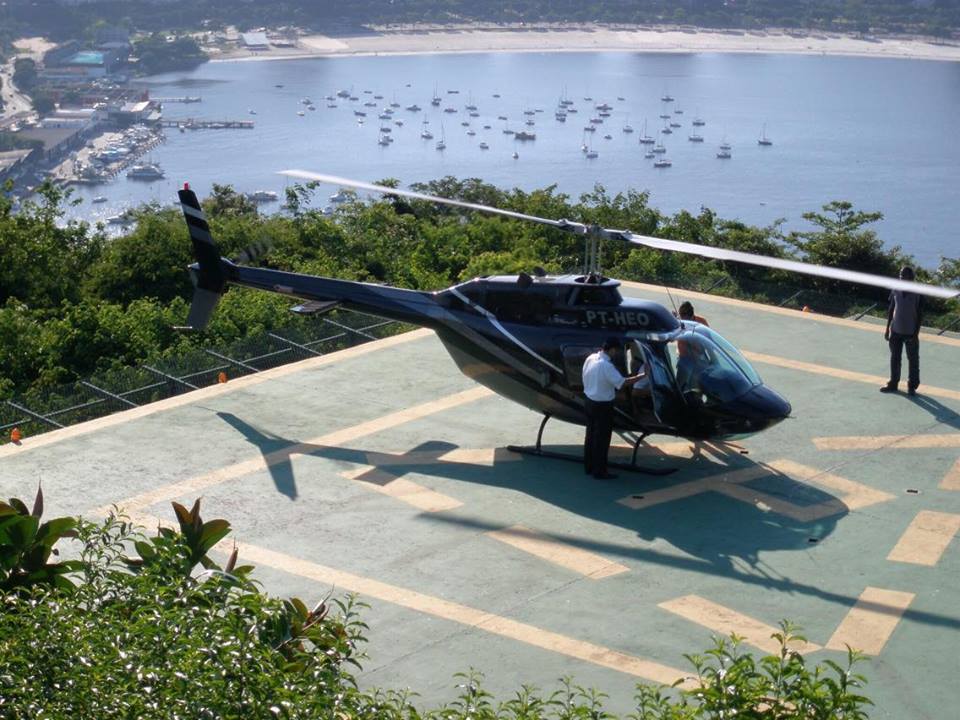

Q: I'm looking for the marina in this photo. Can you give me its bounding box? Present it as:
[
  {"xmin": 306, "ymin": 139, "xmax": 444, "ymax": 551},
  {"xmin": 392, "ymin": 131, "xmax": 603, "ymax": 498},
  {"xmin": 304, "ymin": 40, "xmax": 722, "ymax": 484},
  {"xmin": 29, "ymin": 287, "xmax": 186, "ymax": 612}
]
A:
[{"xmin": 45, "ymin": 51, "xmax": 960, "ymax": 265}]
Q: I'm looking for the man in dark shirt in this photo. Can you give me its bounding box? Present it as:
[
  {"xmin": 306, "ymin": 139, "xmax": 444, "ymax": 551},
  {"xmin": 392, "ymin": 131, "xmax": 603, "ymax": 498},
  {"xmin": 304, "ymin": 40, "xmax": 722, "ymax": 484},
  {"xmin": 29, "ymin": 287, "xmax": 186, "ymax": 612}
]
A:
[{"xmin": 881, "ymin": 266, "xmax": 922, "ymax": 396}]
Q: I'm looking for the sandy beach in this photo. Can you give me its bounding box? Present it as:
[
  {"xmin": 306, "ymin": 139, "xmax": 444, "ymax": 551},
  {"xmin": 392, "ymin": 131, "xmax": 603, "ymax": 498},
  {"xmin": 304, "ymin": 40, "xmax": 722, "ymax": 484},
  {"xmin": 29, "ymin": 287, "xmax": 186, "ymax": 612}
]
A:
[{"xmin": 211, "ymin": 23, "xmax": 960, "ymax": 63}]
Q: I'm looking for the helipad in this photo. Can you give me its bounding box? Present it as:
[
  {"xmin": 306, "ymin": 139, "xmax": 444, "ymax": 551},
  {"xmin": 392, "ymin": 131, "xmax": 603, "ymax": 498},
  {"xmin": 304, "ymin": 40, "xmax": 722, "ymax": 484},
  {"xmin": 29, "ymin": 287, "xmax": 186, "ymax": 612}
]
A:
[{"xmin": 2, "ymin": 283, "xmax": 959, "ymax": 718}]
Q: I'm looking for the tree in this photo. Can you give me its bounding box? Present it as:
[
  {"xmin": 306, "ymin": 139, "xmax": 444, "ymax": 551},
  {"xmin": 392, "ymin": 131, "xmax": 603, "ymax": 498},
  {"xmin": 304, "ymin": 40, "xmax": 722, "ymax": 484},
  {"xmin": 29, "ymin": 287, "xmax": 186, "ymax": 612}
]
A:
[{"xmin": 786, "ymin": 200, "xmax": 910, "ymax": 287}]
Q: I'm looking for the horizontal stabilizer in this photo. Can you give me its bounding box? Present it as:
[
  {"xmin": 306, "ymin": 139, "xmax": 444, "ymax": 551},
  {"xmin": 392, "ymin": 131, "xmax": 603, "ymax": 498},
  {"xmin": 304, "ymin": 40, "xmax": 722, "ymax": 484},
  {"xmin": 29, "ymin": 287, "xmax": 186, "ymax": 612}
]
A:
[
  {"xmin": 186, "ymin": 287, "xmax": 222, "ymax": 330},
  {"xmin": 290, "ymin": 300, "xmax": 339, "ymax": 315}
]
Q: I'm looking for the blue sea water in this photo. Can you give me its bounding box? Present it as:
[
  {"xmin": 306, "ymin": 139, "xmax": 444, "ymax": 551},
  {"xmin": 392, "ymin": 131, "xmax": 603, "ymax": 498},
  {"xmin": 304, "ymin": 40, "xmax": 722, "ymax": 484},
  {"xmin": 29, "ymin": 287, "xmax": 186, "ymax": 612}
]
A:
[{"xmin": 66, "ymin": 51, "xmax": 960, "ymax": 266}]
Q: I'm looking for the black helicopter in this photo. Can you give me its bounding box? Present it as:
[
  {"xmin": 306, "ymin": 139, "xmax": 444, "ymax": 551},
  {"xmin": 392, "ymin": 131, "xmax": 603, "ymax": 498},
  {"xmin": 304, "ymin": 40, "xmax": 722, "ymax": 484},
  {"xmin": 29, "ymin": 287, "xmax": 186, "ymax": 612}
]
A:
[{"xmin": 178, "ymin": 173, "xmax": 957, "ymax": 470}]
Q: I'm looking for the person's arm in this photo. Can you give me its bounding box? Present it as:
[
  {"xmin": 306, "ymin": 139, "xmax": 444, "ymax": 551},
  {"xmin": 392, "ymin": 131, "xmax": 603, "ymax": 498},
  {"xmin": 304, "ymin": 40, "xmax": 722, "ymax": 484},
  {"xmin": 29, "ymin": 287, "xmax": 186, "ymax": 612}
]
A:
[
  {"xmin": 885, "ymin": 293, "xmax": 894, "ymax": 341},
  {"xmin": 914, "ymin": 296, "xmax": 922, "ymax": 339}
]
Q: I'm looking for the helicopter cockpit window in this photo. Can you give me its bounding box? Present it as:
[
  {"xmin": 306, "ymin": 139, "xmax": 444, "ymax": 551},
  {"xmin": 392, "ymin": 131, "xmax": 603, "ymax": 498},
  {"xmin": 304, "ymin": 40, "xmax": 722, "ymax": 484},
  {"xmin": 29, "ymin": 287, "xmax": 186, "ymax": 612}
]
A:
[{"xmin": 664, "ymin": 327, "xmax": 761, "ymax": 405}]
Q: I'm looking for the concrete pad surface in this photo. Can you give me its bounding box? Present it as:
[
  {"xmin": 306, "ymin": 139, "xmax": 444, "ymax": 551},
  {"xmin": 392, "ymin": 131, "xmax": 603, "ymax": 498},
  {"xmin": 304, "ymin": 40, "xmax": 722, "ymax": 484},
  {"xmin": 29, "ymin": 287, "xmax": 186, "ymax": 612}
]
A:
[{"xmin": 2, "ymin": 288, "xmax": 959, "ymax": 718}]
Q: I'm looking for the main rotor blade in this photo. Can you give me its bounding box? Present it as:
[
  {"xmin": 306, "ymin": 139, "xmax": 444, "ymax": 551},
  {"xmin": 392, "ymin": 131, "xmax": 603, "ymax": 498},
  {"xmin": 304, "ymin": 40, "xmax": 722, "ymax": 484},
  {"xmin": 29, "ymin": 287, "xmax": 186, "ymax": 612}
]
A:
[
  {"xmin": 280, "ymin": 170, "xmax": 583, "ymax": 233},
  {"xmin": 626, "ymin": 233, "xmax": 959, "ymax": 300}
]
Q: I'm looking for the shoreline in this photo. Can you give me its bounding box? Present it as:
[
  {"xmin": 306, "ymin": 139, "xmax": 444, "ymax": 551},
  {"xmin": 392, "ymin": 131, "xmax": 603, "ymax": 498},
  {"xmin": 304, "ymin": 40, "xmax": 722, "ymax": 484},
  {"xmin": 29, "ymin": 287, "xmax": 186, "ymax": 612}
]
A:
[{"xmin": 208, "ymin": 23, "xmax": 960, "ymax": 64}]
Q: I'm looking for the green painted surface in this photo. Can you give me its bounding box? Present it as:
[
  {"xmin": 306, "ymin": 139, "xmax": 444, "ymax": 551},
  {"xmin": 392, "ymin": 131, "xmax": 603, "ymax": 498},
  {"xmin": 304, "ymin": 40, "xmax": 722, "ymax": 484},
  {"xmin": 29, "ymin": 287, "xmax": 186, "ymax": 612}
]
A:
[{"xmin": 1, "ymin": 289, "xmax": 958, "ymax": 718}]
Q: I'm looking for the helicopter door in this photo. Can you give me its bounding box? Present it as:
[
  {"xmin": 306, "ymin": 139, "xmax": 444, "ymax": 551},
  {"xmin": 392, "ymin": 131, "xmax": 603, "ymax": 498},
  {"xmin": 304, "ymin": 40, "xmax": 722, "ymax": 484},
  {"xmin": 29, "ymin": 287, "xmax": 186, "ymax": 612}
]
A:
[
  {"xmin": 636, "ymin": 341, "xmax": 686, "ymax": 428},
  {"xmin": 620, "ymin": 340, "xmax": 659, "ymax": 426}
]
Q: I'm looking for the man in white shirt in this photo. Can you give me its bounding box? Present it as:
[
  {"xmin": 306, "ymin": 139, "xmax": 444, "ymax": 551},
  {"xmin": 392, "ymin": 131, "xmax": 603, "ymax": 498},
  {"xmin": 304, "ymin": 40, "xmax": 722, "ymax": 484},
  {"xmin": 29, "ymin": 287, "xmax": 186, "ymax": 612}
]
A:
[{"xmin": 582, "ymin": 338, "xmax": 644, "ymax": 479}]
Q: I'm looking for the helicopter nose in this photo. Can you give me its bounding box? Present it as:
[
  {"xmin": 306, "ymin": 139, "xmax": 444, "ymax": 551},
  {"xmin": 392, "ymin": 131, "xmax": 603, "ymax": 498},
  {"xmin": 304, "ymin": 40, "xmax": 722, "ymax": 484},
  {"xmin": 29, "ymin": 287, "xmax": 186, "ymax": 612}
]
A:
[{"xmin": 721, "ymin": 384, "xmax": 792, "ymax": 436}]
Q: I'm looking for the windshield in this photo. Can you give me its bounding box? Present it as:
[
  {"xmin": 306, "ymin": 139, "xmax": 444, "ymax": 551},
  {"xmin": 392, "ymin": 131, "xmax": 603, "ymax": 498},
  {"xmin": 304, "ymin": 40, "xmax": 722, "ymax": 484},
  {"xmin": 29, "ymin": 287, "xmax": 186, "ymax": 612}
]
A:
[{"xmin": 663, "ymin": 325, "xmax": 762, "ymax": 405}]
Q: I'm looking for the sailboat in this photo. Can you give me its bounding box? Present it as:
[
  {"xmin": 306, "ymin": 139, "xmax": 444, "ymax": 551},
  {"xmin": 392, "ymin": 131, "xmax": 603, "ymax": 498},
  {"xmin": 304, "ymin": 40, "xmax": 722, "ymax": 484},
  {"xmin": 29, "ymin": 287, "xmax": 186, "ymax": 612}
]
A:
[
  {"xmin": 758, "ymin": 124, "xmax": 773, "ymax": 146},
  {"xmin": 622, "ymin": 114, "xmax": 634, "ymax": 133},
  {"xmin": 420, "ymin": 116, "xmax": 434, "ymax": 140},
  {"xmin": 638, "ymin": 119, "xmax": 655, "ymax": 144},
  {"xmin": 436, "ymin": 123, "xmax": 446, "ymax": 151},
  {"xmin": 431, "ymin": 84, "xmax": 442, "ymax": 106}
]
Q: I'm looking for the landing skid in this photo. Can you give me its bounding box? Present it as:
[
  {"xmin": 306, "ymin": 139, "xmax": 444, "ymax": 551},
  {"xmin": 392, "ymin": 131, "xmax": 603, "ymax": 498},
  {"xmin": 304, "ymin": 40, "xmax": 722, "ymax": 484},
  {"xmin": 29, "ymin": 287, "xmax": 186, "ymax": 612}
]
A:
[{"xmin": 506, "ymin": 414, "xmax": 677, "ymax": 477}]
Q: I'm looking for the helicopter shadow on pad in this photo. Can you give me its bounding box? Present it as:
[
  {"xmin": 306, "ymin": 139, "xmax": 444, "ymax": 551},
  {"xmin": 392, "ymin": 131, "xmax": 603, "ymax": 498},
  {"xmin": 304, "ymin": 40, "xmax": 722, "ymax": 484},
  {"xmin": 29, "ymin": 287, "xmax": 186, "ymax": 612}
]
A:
[
  {"xmin": 216, "ymin": 411, "xmax": 840, "ymax": 574},
  {"xmin": 215, "ymin": 412, "xmax": 960, "ymax": 633}
]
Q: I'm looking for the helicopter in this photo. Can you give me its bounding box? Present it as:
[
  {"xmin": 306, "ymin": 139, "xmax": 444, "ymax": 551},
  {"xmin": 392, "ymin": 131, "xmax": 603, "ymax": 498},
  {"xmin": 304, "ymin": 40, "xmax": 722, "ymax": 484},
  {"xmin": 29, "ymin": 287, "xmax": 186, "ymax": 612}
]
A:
[{"xmin": 177, "ymin": 172, "xmax": 958, "ymax": 474}]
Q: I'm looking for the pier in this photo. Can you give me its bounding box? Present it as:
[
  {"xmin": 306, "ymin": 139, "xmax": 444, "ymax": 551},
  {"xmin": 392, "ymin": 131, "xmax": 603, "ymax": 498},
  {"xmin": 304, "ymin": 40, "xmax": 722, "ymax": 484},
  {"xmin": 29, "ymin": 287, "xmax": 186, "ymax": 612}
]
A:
[
  {"xmin": 159, "ymin": 119, "xmax": 254, "ymax": 130},
  {"xmin": 153, "ymin": 96, "xmax": 202, "ymax": 103}
]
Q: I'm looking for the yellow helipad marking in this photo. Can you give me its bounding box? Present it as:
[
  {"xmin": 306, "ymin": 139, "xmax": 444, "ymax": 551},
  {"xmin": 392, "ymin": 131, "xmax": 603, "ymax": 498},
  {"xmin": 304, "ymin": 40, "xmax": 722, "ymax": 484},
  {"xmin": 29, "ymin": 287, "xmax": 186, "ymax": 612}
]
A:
[
  {"xmin": 887, "ymin": 511, "xmax": 960, "ymax": 566},
  {"xmin": 743, "ymin": 351, "xmax": 960, "ymax": 401},
  {"xmin": 116, "ymin": 511, "xmax": 690, "ymax": 685},
  {"xmin": 486, "ymin": 525, "xmax": 629, "ymax": 580},
  {"xmin": 340, "ymin": 467, "xmax": 463, "ymax": 512},
  {"xmin": 813, "ymin": 434, "xmax": 960, "ymax": 451},
  {"xmin": 659, "ymin": 595, "xmax": 820, "ymax": 654},
  {"xmin": 0, "ymin": 328, "xmax": 435, "ymax": 458},
  {"xmin": 618, "ymin": 459, "xmax": 893, "ymax": 521},
  {"xmin": 942, "ymin": 459, "xmax": 960, "ymax": 491},
  {"xmin": 611, "ymin": 439, "xmax": 744, "ymax": 465},
  {"xmin": 622, "ymin": 281, "xmax": 960, "ymax": 349},
  {"xmin": 336, "ymin": 446, "xmax": 520, "ymax": 511},
  {"xmin": 237, "ymin": 537, "xmax": 686, "ymax": 684},
  {"xmin": 98, "ymin": 386, "xmax": 492, "ymax": 515},
  {"xmin": 825, "ymin": 587, "xmax": 914, "ymax": 655}
]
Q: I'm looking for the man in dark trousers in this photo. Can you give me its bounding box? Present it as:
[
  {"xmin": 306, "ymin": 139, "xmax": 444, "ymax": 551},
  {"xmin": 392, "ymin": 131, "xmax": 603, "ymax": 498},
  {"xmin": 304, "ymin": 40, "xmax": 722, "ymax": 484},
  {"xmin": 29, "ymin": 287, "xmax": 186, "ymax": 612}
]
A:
[
  {"xmin": 881, "ymin": 266, "xmax": 922, "ymax": 396},
  {"xmin": 581, "ymin": 338, "xmax": 644, "ymax": 480}
]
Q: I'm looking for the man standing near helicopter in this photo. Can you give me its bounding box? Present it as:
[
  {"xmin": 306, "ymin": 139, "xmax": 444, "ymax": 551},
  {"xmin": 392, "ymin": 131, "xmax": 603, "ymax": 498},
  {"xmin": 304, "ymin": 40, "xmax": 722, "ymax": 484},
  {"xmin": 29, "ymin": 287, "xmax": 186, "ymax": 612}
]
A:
[
  {"xmin": 582, "ymin": 338, "xmax": 645, "ymax": 479},
  {"xmin": 881, "ymin": 266, "xmax": 922, "ymax": 395}
]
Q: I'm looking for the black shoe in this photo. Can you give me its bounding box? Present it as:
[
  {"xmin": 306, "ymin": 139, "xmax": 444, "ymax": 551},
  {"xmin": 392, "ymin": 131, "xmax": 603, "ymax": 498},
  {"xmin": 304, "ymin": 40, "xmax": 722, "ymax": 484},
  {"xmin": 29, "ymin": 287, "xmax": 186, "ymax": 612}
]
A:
[
  {"xmin": 879, "ymin": 384, "xmax": 898, "ymax": 394},
  {"xmin": 907, "ymin": 386, "xmax": 918, "ymax": 396},
  {"xmin": 593, "ymin": 472, "xmax": 618, "ymax": 480}
]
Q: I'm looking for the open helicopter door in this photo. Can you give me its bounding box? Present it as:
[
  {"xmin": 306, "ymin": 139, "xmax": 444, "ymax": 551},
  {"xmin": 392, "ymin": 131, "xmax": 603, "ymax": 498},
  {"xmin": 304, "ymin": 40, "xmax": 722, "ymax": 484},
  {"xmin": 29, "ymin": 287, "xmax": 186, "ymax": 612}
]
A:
[{"xmin": 625, "ymin": 337, "xmax": 687, "ymax": 432}]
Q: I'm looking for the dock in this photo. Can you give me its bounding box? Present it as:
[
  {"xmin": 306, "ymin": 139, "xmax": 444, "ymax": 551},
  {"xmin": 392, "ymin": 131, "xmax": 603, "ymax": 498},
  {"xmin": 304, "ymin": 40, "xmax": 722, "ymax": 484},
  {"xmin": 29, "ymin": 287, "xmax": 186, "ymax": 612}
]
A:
[
  {"xmin": 153, "ymin": 96, "xmax": 202, "ymax": 103},
  {"xmin": 159, "ymin": 119, "xmax": 254, "ymax": 130}
]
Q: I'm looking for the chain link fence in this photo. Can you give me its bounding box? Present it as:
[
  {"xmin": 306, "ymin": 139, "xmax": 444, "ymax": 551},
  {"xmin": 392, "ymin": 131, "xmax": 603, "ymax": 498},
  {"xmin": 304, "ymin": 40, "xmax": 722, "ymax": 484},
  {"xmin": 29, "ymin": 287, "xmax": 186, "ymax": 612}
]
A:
[{"xmin": 1, "ymin": 309, "xmax": 407, "ymax": 445}]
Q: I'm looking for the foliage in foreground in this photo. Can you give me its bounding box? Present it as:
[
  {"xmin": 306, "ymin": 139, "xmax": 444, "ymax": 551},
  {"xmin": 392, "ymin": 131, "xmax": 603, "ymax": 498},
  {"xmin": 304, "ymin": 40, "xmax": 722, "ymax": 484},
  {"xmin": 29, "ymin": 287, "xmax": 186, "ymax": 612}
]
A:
[{"xmin": 0, "ymin": 487, "xmax": 873, "ymax": 718}]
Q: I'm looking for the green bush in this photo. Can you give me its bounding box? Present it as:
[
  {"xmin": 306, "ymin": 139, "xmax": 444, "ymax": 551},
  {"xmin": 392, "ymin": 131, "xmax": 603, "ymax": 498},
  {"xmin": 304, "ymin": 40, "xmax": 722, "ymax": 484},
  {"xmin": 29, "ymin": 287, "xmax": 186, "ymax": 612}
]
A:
[{"xmin": 0, "ymin": 489, "xmax": 874, "ymax": 719}]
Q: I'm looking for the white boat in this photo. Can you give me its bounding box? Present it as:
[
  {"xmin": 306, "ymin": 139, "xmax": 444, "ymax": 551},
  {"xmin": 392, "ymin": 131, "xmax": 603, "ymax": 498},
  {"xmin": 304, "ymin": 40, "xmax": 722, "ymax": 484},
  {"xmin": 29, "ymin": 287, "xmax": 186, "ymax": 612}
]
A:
[
  {"xmin": 661, "ymin": 92, "xmax": 674, "ymax": 102},
  {"xmin": 406, "ymin": 104, "xmax": 422, "ymax": 112},
  {"xmin": 669, "ymin": 121, "xmax": 681, "ymax": 128},
  {"xmin": 603, "ymin": 134, "xmax": 612, "ymax": 140},
  {"xmin": 436, "ymin": 123, "xmax": 446, "ymax": 151},
  {"xmin": 467, "ymin": 129, "xmax": 476, "ymax": 136},
  {"xmin": 297, "ymin": 111, "xmax": 305, "ymax": 116},
  {"xmin": 661, "ymin": 126, "xmax": 673, "ymax": 135},
  {"xmin": 719, "ymin": 140, "xmax": 732, "ymax": 151},
  {"xmin": 692, "ymin": 117, "xmax": 705, "ymax": 127},
  {"xmin": 330, "ymin": 190, "xmax": 350, "ymax": 203},
  {"xmin": 514, "ymin": 131, "xmax": 536, "ymax": 141},
  {"xmin": 479, "ymin": 142, "xmax": 489, "ymax": 149},
  {"xmin": 378, "ymin": 134, "xmax": 391, "ymax": 146},
  {"xmin": 688, "ymin": 133, "xmax": 704, "ymax": 142},
  {"xmin": 716, "ymin": 148, "xmax": 732, "ymax": 159},
  {"xmin": 653, "ymin": 142, "xmax": 667, "ymax": 154},
  {"xmin": 247, "ymin": 190, "xmax": 279, "ymax": 202},
  {"xmin": 585, "ymin": 149, "xmax": 598, "ymax": 159},
  {"xmin": 420, "ymin": 117, "xmax": 434, "ymax": 139},
  {"xmin": 644, "ymin": 149, "xmax": 655, "ymax": 159},
  {"xmin": 638, "ymin": 119, "xmax": 655, "ymax": 144},
  {"xmin": 92, "ymin": 196, "xmax": 107, "ymax": 203},
  {"xmin": 512, "ymin": 151, "xmax": 519, "ymax": 159},
  {"xmin": 758, "ymin": 124, "xmax": 773, "ymax": 146},
  {"xmin": 654, "ymin": 157, "xmax": 672, "ymax": 167},
  {"xmin": 126, "ymin": 163, "xmax": 164, "ymax": 181}
]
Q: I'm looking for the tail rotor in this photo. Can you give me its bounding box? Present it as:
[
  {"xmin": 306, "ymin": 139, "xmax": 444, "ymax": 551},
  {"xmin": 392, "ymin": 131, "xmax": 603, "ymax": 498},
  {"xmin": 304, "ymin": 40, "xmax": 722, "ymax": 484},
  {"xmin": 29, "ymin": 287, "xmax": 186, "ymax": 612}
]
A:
[{"xmin": 178, "ymin": 183, "xmax": 228, "ymax": 330}]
